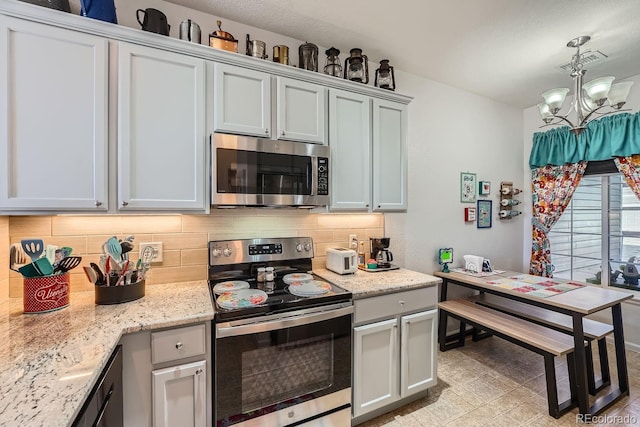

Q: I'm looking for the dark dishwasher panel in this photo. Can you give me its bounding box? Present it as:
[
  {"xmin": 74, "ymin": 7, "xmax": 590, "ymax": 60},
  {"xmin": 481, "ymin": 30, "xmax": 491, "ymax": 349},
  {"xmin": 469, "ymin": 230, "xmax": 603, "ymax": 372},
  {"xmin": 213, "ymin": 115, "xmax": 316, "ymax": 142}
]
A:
[{"xmin": 72, "ymin": 345, "xmax": 123, "ymax": 427}]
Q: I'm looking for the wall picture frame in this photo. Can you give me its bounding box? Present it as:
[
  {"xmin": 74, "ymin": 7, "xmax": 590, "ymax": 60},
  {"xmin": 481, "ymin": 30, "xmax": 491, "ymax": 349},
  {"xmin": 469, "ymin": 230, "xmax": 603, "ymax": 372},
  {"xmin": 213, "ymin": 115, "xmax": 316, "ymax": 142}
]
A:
[
  {"xmin": 464, "ymin": 207, "xmax": 476, "ymax": 222},
  {"xmin": 477, "ymin": 199, "xmax": 492, "ymax": 228},
  {"xmin": 479, "ymin": 181, "xmax": 491, "ymax": 196},
  {"xmin": 460, "ymin": 172, "xmax": 477, "ymax": 203}
]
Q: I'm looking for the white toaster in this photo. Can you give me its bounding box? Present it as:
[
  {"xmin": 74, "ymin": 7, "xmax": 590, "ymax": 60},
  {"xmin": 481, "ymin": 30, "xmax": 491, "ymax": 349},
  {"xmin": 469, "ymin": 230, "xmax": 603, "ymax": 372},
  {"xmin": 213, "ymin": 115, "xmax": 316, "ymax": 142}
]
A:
[{"xmin": 326, "ymin": 248, "xmax": 358, "ymax": 274}]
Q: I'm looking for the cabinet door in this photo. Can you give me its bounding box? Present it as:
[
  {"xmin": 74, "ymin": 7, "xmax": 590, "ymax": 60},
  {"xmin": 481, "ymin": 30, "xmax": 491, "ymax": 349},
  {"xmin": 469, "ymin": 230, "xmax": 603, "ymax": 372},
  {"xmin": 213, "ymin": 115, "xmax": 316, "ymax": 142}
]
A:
[
  {"xmin": 400, "ymin": 309, "xmax": 438, "ymax": 398},
  {"xmin": 353, "ymin": 318, "xmax": 398, "ymax": 418},
  {"xmin": 152, "ymin": 360, "xmax": 206, "ymax": 427},
  {"xmin": 276, "ymin": 77, "xmax": 326, "ymax": 144},
  {"xmin": 328, "ymin": 89, "xmax": 371, "ymax": 210},
  {"xmin": 372, "ymin": 99, "xmax": 407, "ymax": 211},
  {"xmin": 0, "ymin": 16, "xmax": 108, "ymax": 211},
  {"xmin": 117, "ymin": 42, "xmax": 207, "ymax": 211},
  {"xmin": 213, "ymin": 63, "xmax": 271, "ymax": 138}
]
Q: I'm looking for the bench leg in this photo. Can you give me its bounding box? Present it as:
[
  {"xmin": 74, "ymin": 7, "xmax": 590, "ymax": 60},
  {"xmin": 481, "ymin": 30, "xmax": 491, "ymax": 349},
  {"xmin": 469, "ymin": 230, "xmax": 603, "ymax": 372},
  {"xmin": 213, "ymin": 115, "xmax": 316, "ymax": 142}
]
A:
[
  {"xmin": 586, "ymin": 341, "xmax": 596, "ymax": 395},
  {"xmin": 567, "ymin": 352, "xmax": 578, "ymax": 402}
]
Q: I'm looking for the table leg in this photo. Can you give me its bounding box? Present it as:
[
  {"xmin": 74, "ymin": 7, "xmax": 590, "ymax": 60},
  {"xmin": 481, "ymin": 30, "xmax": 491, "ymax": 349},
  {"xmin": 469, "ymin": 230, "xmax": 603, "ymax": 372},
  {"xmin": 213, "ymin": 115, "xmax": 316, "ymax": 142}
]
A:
[
  {"xmin": 438, "ymin": 279, "xmax": 449, "ymax": 351},
  {"xmin": 572, "ymin": 314, "xmax": 589, "ymax": 414},
  {"xmin": 612, "ymin": 303, "xmax": 629, "ymax": 394}
]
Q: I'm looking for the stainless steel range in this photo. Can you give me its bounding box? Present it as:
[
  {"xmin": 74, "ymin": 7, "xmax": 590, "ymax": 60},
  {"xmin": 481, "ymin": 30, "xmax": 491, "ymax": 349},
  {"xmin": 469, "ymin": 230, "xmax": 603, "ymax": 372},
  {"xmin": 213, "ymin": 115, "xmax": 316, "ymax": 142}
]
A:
[{"xmin": 208, "ymin": 237, "xmax": 353, "ymax": 427}]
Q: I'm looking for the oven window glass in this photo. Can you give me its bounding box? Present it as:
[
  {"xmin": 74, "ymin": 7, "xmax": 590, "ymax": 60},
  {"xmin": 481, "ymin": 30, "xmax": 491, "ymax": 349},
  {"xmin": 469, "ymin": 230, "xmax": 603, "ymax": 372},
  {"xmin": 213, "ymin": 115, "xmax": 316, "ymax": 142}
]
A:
[
  {"xmin": 241, "ymin": 335, "xmax": 333, "ymax": 412},
  {"xmin": 215, "ymin": 314, "xmax": 351, "ymax": 426},
  {"xmin": 216, "ymin": 148, "xmax": 312, "ymax": 195}
]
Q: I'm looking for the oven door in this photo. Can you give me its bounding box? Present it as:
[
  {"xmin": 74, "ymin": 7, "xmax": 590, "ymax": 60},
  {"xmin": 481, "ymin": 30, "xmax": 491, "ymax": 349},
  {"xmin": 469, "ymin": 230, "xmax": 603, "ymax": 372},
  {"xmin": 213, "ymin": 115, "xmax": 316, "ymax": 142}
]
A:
[{"xmin": 214, "ymin": 303, "xmax": 352, "ymax": 426}]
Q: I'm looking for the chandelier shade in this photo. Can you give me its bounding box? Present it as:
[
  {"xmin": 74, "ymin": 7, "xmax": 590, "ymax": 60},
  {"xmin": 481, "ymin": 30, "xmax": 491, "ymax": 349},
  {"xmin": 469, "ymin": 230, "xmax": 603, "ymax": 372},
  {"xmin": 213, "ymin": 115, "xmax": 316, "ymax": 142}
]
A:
[{"xmin": 537, "ymin": 36, "xmax": 634, "ymax": 136}]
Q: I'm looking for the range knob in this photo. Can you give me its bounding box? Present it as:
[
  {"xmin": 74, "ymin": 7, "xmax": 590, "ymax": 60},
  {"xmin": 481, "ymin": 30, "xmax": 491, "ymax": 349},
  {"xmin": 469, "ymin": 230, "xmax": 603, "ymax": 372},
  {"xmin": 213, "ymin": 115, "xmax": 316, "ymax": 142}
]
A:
[
  {"xmin": 296, "ymin": 243, "xmax": 303, "ymax": 252},
  {"xmin": 223, "ymin": 247, "xmax": 233, "ymax": 257},
  {"xmin": 304, "ymin": 242, "xmax": 312, "ymax": 251},
  {"xmin": 211, "ymin": 247, "xmax": 222, "ymax": 258}
]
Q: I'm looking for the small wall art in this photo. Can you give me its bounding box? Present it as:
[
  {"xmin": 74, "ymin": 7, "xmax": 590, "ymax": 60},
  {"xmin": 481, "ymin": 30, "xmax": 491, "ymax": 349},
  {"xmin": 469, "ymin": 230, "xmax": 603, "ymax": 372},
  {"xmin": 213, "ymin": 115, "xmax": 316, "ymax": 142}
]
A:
[
  {"xmin": 479, "ymin": 181, "xmax": 491, "ymax": 196},
  {"xmin": 460, "ymin": 172, "xmax": 477, "ymax": 203},
  {"xmin": 477, "ymin": 199, "xmax": 492, "ymax": 229},
  {"xmin": 464, "ymin": 207, "xmax": 476, "ymax": 222}
]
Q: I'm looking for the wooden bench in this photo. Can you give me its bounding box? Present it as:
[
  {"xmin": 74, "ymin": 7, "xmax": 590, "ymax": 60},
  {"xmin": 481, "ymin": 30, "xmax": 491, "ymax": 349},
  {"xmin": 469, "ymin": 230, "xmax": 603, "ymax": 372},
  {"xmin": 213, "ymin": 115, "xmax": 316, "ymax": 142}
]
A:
[
  {"xmin": 438, "ymin": 299, "xmax": 578, "ymax": 418},
  {"xmin": 469, "ymin": 293, "xmax": 613, "ymax": 395}
]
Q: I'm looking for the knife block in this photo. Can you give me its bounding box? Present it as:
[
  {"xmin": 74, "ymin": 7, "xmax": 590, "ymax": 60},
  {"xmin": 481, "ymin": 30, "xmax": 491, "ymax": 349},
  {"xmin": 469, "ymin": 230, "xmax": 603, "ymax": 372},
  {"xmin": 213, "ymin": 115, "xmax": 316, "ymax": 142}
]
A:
[{"xmin": 95, "ymin": 279, "xmax": 145, "ymax": 305}]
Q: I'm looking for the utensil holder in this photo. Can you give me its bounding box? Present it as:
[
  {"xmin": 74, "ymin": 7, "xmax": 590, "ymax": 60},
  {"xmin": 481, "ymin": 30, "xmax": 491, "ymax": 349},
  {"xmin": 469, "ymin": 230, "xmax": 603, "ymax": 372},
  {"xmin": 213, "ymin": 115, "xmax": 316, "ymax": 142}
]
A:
[
  {"xmin": 95, "ymin": 280, "xmax": 145, "ymax": 305},
  {"xmin": 23, "ymin": 272, "xmax": 70, "ymax": 314}
]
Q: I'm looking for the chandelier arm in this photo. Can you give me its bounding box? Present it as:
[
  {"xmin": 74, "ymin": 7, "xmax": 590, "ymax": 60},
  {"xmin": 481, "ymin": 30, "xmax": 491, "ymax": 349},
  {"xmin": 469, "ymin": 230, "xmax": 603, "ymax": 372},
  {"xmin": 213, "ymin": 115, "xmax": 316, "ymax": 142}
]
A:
[
  {"xmin": 578, "ymin": 105, "xmax": 606, "ymax": 127},
  {"xmin": 551, "ymin": 114, "xmax": 578, "ymax": 128}
]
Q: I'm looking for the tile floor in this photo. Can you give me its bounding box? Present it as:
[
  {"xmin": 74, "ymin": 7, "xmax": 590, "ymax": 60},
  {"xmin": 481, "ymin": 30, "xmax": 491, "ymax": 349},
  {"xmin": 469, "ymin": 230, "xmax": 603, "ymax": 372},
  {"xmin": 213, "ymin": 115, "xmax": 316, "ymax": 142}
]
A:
[{"xmin": 360, "ymin": 336, "xmax": 640, "ymax": 426}]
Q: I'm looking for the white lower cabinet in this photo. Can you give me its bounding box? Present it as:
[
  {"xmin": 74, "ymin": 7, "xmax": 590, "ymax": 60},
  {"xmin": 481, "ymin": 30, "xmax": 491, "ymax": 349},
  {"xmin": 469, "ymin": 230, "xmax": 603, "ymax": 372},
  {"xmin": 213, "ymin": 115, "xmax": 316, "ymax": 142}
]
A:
[
  {"xmin": 120, "ymin": 323, "xmax": 211, "ymax": 427},
  {"xmin": 152, "ymin": 360, "xmax": 206, "ymax": 427},
  {"xmin": 352, "ymin": 288, "xmax": 438, "ymax": 422}
]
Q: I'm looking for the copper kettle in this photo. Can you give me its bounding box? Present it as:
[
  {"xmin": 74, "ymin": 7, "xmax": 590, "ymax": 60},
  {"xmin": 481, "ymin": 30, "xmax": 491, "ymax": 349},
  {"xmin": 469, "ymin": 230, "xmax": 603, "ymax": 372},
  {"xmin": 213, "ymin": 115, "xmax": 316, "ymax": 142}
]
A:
[{"xmin": 209, "ymin": 20, "xmax": 237, "ymax": 52}]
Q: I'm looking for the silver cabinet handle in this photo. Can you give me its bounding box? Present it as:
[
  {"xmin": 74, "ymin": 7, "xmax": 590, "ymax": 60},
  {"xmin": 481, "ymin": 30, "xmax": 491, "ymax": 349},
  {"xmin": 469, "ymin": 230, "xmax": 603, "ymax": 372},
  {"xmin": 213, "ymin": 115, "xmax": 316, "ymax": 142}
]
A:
[
  {"xmin": 265, "ymin": 128, "xmax": 269, "ymax": 134},
  {"xmin": 196, "ymin": 368, "xmax": 203, "ymax": 375},
  {"xmin": 175, "ymin": 342, "xmax": 183, "ymax": 350},
  {"xmin": 95, "ymin": 201, "xmax": 102, "ymax": 207},
  {"xmin": 281, "ymin": 130, "xmax": 285, "ymax": 136},
  {"xmin": 122, "ymin": 201, "xmax": 128, "ymax": 207}
]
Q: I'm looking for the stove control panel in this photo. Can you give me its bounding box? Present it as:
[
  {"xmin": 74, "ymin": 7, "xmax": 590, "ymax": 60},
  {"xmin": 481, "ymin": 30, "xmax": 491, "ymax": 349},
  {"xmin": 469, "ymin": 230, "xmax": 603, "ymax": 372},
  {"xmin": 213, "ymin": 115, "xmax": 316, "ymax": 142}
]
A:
[{"xmin": 249, "ymin": 243, "xmax": 283, "ymax": 255}]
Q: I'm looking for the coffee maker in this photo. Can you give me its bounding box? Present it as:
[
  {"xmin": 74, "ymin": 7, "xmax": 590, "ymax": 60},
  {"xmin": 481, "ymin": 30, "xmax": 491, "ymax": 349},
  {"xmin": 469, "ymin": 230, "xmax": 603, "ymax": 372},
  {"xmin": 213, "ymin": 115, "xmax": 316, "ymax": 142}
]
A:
[{"xmin": 370, "ymin": 238, "xmax": 396, "ymax": 269}]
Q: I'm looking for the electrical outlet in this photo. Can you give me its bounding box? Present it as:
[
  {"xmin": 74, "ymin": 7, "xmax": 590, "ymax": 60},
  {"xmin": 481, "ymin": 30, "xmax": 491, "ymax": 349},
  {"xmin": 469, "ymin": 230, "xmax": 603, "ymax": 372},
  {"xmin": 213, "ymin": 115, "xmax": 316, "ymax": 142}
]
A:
[
  {"xmin": 139, "ymin": 242, "xmax": 163, "ymax": 263},
  {"xmin": 349, "ymin": 234, "xmax": 358, "ymax": 249}
]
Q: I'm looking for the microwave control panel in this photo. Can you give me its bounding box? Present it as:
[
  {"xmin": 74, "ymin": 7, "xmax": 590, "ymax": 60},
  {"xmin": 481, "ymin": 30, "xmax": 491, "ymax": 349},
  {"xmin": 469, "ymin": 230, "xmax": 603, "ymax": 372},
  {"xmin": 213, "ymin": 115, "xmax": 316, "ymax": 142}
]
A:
[{"xmin": 317, "ymin": 157, "xmax": 329, "ymax": 195}]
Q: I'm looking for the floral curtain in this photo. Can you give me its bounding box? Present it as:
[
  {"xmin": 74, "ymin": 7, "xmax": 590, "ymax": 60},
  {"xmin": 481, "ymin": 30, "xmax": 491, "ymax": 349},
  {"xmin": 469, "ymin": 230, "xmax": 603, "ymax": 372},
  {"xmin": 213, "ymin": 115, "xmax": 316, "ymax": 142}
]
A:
[
  {"xmin": 530, "ymin": 162, "xmax": 587, "ymax": 277},
  {"xmin": 615, "ymin": 155, "xmax": 640, "ymax": 200}
]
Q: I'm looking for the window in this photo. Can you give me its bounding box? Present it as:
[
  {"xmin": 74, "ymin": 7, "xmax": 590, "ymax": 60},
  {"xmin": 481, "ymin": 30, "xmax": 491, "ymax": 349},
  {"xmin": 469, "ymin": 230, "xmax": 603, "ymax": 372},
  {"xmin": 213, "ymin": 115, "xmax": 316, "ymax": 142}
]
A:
[{"xmin": 549, "ymin": 170, "xmax": 640, "ymax": 291}]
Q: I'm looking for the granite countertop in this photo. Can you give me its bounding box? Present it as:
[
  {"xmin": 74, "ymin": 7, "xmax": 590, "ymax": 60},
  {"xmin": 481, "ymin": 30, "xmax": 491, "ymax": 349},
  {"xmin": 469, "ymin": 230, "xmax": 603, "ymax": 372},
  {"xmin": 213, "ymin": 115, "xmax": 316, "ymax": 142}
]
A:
[
  {"xmin": 0, "ymin": 280, "xmax": 213, "ymax": 427},
  {"xmin": 314, "ymin": 268, "xmax": 441, "ymax": 298},
  {"xmin": 0, "ymin": 268, "xmax": 438, "ymax": 426}
]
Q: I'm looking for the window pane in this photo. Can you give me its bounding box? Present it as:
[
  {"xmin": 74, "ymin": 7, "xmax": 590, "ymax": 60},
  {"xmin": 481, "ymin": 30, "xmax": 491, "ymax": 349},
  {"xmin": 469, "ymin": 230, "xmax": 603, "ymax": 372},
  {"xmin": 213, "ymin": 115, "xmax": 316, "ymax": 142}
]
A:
[{"xmin": 609, "ymin": 175, "xmax": 640, "ymax": 290}]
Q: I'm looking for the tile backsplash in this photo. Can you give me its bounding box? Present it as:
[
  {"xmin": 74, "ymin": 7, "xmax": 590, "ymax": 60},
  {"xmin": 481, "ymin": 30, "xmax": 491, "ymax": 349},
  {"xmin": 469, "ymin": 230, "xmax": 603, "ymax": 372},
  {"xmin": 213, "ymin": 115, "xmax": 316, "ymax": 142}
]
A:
[
  {"xmin": 6, "ymin": 210, "xmax": 384, "ymax": 298},
  {"xmin": 1, "ymin": 216, "xmax": 8, "ymax": 300}
]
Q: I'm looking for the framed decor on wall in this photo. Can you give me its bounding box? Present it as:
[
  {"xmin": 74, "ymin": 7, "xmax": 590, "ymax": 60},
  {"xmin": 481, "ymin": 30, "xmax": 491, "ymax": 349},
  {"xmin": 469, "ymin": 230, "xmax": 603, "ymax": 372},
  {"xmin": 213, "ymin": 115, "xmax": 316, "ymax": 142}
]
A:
[
  {"xmin": 477, "ymin": 199, "xmax": 492, "ymax": 228},
  {"xmin": 479, "ymin": 181, "xmax": 491, "ymax": 196},
  {"xmin": 460, "ymin": 172, "xmax": 477, "ymax": 203},
  {"xmin": 464, "ymin": 207, "xmax": 476, "ymax": 222}
]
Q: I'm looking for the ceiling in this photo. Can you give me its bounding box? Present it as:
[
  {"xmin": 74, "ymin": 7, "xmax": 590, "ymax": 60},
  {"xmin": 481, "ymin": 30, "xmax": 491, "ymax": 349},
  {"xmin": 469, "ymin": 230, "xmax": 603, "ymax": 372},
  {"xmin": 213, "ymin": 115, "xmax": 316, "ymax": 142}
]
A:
[{"xmin": 164, "ymin": 0, "xmax": 640, "ymax": 108}]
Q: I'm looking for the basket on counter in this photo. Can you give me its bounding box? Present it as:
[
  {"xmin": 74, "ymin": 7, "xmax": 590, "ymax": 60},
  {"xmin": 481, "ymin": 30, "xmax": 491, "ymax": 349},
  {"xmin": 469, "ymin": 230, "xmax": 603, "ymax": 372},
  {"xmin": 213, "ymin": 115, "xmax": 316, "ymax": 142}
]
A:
[
  {"xmin": 95, "ymin": 280, "xmax": 145, "ymax": 305},
  {"xmin": 23, "ymin": 272, "xmax": 70, "ymax": 314}
]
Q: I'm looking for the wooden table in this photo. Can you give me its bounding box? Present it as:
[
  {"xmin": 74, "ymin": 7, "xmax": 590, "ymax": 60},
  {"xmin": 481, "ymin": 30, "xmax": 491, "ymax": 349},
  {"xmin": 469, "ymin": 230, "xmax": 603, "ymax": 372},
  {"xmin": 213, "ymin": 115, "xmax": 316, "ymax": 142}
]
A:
[{"xmin": 434, "ymin": 270, "xmax": 633, "ymax": 417}]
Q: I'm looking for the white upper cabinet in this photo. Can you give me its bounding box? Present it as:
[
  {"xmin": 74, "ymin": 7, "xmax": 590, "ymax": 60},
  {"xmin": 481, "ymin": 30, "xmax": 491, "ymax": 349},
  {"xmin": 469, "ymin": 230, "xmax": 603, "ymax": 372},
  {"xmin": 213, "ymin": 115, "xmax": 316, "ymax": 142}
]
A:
[
  {"xmin": 276, "ymin": 77, "xmax": 326, "ymax": 144},
  {"xmin": 213, "ymin": 63, "xmax": 271, "ymax": 138},
  {"xmin": 372, "ymin": 99, "xmax": 408, "ymax": 211},
  {"xmin": 117, "ymin": 42, "xmax": 207, "ymax": 212},
  {"xmin": 329, "ymin": 89, "xmax": 371, "ymax": 210},
  {"xmin": 0, "ymin": 16, "xmax": 108, "ymax": 211}
]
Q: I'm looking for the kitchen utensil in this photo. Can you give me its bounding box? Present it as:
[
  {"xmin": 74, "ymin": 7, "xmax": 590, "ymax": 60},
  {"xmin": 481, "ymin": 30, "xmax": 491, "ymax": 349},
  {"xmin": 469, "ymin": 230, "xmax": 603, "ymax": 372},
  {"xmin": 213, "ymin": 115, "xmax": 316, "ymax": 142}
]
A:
[
  {"xmin": 209, "ymin": 20, "xmax": 237, "ymax": 52},
  {"xmin": 45, "ymin": 245, "xmax": 58, "ymax": 264},
  {"xmin": 120, "ymin": 240, "xmax": 134, "ymax": 256},
  {"xmin": 21, "ymin": 239, "xmax": 44, "ymax": 262},
  {"xmin": 83, "ymin": 266, "xmax": 98, "ymax": 284},
  {"xmin": 374, "ymin": 59, "xmax": 396, "ymax": 91},
  {"xmin": 54, "ymin": 256, "xmax": 82, "ymax": 273},
  {"xmin": 10, "ymin": 244, "xmax": 29, "ymax": 272},
  {"xmin": 323, "ymin": 47, "xmax": 342, "ymax": 77},
  {"xmin": 106, "ymin": 236, "xmax": 122, "ymax": 262},
  {"xmin": 344, "ymin": 48, "xmax": 369, "ymax": 83},
  {"xmin": 179, "ymin": 19, "xmax": 201, "ymax": 44},
  {"xmin": 272, "ymin": 45, "xmax": 289, "ymax": 64},
  {"xmin": 298, "ymin": 42, "xmax": 319, "ymax": 71},
  {"xmin": 116, "ymin": 260, "xmax": 130, "ymax": 286},
  {"xmin": 19, "ymin": 258, "xmax": 54, "ymax": 278},
  {"xmin": 246, "ymin": 34, "xmax": 267, "ymax": 59},
  {"xmin": 90, "ymin": 262, "xmax": 105, "ymax": 285},
  {"xmin": 140, "ymin": 245, "xmax": 155, "ymax": 279},
  {"xmin": 136, "ymin": 8, "xmax": 170, "ymax": 36}
]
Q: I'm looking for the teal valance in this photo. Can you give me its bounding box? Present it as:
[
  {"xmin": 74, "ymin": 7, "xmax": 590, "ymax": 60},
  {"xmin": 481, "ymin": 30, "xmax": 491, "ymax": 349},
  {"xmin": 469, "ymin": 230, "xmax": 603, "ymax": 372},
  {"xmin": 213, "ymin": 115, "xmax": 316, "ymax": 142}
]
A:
[{"xmin": 529, "ymin": 111, "xmax": 640, "ymax": 168}]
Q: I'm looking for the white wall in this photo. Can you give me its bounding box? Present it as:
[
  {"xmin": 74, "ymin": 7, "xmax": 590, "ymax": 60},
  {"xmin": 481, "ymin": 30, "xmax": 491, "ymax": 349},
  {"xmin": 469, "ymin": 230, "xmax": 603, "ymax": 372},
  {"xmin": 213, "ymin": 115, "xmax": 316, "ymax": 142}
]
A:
[
  {"xmin": 386, "ymin": 71, "xmax": 524, "ymax": 275},
  {"xmin": 522, "ymin": 73, "xmax": 640, "ymax": 350}
]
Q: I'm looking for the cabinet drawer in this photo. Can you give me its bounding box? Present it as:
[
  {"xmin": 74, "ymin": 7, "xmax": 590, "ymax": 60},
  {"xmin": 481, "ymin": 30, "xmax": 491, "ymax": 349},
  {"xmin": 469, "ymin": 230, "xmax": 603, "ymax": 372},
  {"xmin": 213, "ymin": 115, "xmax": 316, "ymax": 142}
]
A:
[
  {"xmin": 151, "ymin": 324, "xmax": 206, "ymax": 364},
  {"xmin": 355, "ymin": 287, "xmax": 437, "ymax": 324}
]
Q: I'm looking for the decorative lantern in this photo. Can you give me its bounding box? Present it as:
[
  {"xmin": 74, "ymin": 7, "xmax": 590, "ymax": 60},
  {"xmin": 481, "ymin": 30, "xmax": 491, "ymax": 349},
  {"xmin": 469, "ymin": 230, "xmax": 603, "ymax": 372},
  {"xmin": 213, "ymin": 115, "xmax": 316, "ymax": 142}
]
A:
[
  {"xmin": 298, "ymin": 42, "xmax": 319, "ymax": 71},
  {"xmin": 344, "ymin": 48, "xmax": 369, "ymax": 84},
  {"xmin": 323, "ymin": 47, "xmax": 342, "ymax": 77},
  {"xmin": 374, "ymin": 59, "xmax": 396, "ymax": 91}
]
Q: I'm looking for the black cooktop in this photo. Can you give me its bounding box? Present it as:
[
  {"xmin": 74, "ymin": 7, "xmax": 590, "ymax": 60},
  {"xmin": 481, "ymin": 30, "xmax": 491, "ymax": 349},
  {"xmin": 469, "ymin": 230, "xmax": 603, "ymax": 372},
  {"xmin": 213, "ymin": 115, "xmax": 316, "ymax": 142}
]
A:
[{"xmin": 208, "ymin": 238, "xmax": 351, "ymax": 322}]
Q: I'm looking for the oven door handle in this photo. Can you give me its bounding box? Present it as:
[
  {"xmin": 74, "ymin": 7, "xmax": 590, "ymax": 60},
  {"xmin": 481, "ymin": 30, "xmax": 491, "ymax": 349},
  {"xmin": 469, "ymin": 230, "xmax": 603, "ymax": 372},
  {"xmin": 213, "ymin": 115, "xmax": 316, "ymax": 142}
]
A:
[{"xmin": 216, "ymin": 305, "xmax": 353, "ymax": 338}]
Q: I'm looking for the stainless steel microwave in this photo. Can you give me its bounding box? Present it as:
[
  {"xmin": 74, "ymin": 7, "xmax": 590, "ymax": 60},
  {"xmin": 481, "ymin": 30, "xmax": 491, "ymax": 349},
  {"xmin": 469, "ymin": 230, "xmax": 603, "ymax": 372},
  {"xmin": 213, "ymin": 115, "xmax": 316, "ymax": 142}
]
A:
[{"xmin": 211, "ymin": 133, "xmax": 329, "ymax": 207}]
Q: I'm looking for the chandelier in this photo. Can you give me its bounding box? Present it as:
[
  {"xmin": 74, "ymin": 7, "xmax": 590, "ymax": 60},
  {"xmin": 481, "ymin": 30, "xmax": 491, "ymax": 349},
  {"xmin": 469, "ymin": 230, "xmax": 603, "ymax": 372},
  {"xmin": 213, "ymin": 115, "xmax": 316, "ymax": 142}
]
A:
[{"xmin": 537, "ymin": 36, "xmax": 634, "ymax": 136}]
